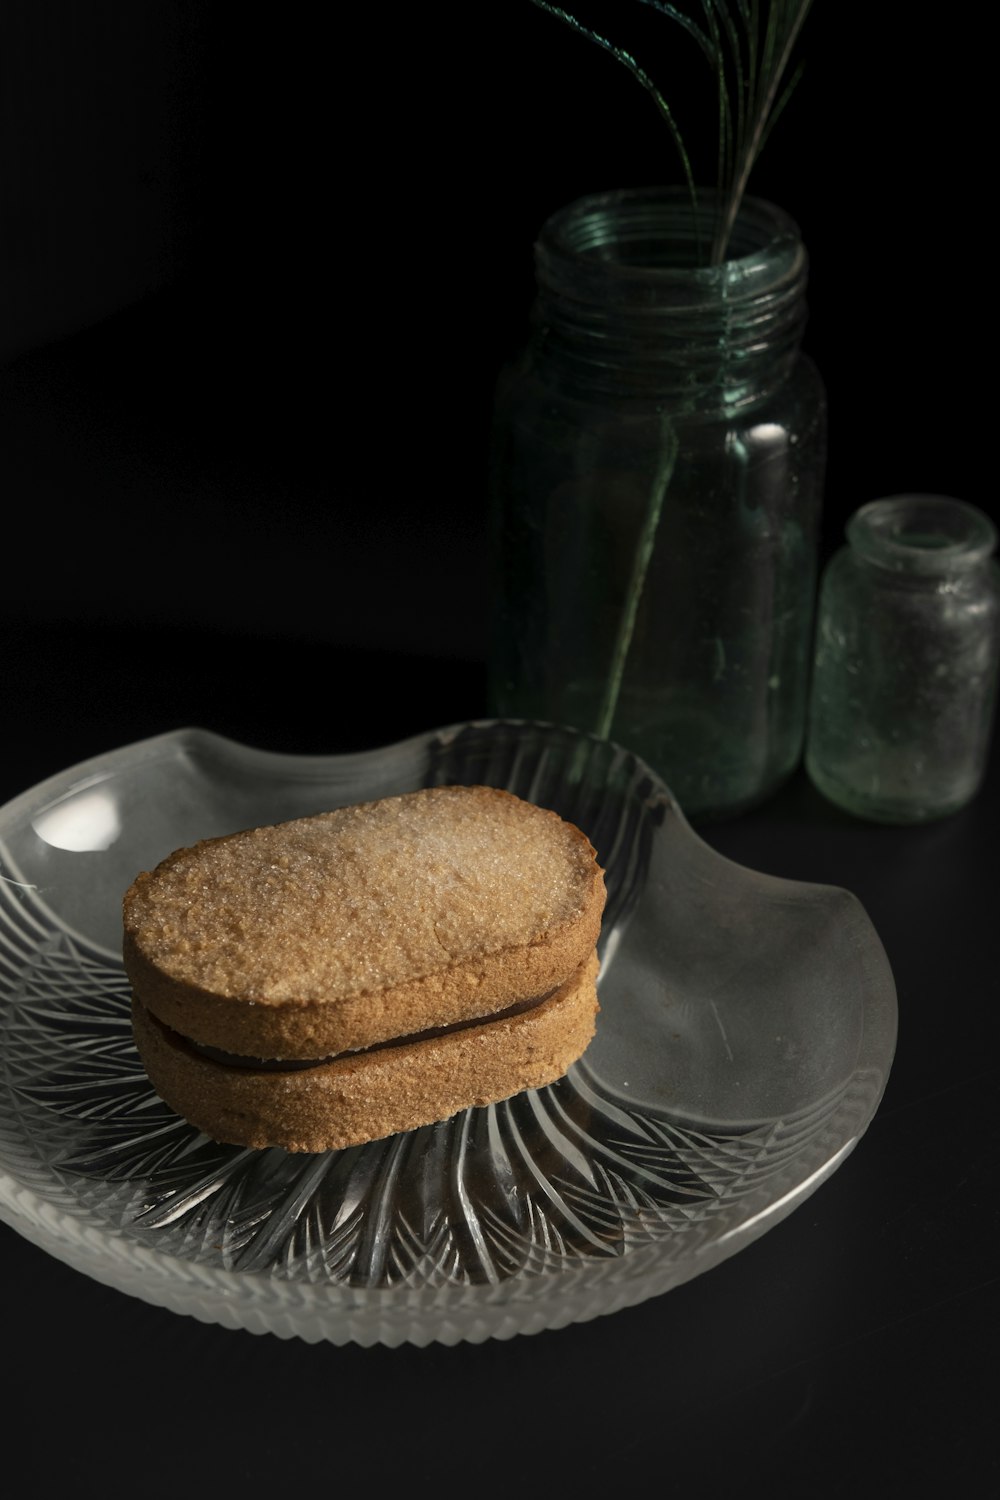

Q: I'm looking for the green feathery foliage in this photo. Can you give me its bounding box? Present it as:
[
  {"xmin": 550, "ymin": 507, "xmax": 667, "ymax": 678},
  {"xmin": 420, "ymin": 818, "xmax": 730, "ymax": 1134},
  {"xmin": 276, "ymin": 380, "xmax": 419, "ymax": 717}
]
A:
[{"xmin": 529, "ymin": 0, "xmax": 814, "ymax": 264}]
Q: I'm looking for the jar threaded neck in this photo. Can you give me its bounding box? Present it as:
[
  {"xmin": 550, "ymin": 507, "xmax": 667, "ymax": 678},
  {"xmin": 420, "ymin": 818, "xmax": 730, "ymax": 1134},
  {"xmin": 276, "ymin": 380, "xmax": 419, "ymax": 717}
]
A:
[{"xmin": 531, "ymin": 186, "xmax": 809, "ymax": 409}]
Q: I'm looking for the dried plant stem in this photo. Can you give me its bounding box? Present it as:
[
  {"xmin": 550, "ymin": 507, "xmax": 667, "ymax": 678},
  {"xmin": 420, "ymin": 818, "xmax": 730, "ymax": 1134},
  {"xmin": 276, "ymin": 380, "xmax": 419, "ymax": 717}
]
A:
[
  {"xmin": 595, "ymin": 425, "xmax": 678, "ymax": 740},
  {"xmin": 530, "ymin": 1, "xmax": 814, "ymax": 265},
  {"xmin": 708, "ymin": 2, "xmax": 814, "ymax": 262},
  {"xmin": 528, "ymin": 2, "xmax": 698, "ymax": 214}
]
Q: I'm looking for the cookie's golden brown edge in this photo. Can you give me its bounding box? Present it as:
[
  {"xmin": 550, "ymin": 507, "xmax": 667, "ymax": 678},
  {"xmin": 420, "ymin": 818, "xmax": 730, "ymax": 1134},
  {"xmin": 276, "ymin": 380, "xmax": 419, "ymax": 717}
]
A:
[{"xmin": 131, "ymin": 953, "xmax": 600, "ymax": 1152}]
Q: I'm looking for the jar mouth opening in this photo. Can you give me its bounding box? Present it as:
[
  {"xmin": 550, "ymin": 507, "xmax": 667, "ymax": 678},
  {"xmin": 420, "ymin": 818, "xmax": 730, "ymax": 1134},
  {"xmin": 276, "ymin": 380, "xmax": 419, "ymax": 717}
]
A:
[
  {"xmin": 541, "ymin": 186, "xmax": 802, "ymax": 283},
  {"xmin": 848, "ymin": 496, "xmax": 997, "ymax": 572}
]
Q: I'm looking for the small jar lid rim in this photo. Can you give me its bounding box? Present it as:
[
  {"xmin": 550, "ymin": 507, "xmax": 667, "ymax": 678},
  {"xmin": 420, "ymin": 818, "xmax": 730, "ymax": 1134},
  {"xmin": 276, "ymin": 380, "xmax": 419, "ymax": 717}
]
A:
[{"xmin": 847, "ymin": 494, "xmax": 997, "ymax": 570}]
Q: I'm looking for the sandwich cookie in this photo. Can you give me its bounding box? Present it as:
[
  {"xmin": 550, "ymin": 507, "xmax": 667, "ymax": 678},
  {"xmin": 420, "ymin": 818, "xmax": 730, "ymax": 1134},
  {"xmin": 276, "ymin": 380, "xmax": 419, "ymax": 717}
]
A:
[{"xmin": 123, "ymin": 784, "xmax": 606, "ymax": 1151}]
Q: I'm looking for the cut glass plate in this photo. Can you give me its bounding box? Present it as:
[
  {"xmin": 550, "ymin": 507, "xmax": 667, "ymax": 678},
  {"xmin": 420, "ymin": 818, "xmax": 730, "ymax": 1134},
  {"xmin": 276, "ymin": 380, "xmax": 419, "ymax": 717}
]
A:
[{"xmin": 0, "ymin": 721, "xmax": 897, "ymax": 1345}]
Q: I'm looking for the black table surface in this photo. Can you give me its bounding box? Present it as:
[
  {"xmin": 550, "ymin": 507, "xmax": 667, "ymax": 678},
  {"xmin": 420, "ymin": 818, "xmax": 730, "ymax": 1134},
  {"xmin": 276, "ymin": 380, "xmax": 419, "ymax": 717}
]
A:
[{"xmin": 2, "ymin": 291, "xmax": 997, "ymax": 1496}]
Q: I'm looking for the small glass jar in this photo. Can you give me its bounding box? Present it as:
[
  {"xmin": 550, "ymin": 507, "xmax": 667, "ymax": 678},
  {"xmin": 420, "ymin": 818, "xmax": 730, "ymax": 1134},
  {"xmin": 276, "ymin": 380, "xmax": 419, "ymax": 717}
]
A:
[
  {"xmin": 487, "ymin": 186, "xmax": 826, "ymax": 822},
  {"xmin": 805, "ymin": 495, "xmax": 1000, "ymax": 822}
]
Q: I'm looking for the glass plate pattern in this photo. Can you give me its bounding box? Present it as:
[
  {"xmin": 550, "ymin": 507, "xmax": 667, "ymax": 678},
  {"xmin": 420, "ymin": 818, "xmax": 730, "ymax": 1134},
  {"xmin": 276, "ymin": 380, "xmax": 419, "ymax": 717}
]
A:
[{"xmin": 0, "ymin": 721, "xmax": 897, "ymax": 1345}]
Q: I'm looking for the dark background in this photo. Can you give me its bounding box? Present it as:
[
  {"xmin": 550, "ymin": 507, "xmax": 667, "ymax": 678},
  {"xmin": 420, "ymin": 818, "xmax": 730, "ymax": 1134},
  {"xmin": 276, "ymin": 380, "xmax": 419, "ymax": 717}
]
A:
[
  {"xmin": 1, "ymin": 6, "xmax": 996, "ymax": 1495},
  {"xmin": 0, "ymin": 2, "xmax": 990, "ymax": 708}
]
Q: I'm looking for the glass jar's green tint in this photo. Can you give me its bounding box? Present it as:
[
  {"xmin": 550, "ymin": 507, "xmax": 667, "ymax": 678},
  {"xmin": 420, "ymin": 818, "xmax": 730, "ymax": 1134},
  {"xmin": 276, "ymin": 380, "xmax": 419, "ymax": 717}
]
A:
[
  {"xmin": 488, "ymin": 187, "xmax": 826, "ymax": 822},
  {"xmin": 806, "ymin": 495, "xmax": 1000, "ymax": 823}
]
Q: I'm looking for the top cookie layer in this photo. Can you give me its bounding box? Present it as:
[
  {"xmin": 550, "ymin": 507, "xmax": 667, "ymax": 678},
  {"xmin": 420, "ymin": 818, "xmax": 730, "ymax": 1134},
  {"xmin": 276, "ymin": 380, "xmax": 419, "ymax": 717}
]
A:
[{"xmin": 123, "ymin": 785, "xmax": 606, "ymax": 1059}]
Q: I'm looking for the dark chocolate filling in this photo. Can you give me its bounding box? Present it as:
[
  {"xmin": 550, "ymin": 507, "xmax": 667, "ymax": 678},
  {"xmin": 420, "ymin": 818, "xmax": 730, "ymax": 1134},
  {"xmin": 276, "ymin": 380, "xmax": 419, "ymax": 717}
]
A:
[{"xmin": 154, "ymin": 987, "xmax": 559, "ymax": 1073}]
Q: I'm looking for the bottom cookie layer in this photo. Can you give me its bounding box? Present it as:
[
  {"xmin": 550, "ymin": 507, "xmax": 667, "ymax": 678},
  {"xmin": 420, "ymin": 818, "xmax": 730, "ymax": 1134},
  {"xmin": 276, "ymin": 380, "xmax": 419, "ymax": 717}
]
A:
[{"xmin": 130, "ymin": 953, "xmax": 600, "ymax": 1152}]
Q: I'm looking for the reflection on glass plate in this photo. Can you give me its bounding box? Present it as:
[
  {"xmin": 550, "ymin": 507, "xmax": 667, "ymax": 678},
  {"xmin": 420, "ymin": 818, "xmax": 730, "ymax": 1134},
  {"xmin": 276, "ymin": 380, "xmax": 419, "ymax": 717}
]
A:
[{"xmin": 0, "ymin": 721, "xmax": 897, "ymax": 1346}]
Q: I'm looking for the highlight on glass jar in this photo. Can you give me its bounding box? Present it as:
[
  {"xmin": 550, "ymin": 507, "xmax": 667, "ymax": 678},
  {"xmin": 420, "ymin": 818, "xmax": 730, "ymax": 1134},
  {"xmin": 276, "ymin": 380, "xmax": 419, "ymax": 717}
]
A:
[{"xmin": 805, "ymin": 494, "xmax": 1000, "ymax": 823}]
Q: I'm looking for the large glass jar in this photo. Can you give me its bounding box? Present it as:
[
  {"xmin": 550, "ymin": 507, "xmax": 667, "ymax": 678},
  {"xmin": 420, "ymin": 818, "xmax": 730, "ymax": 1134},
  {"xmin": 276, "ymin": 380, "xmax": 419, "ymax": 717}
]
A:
[
  {"xmin": 805, "ymin": 495, "xmax": 1000, "ymax": 822},
  {"xmin": 487, "ymin": 186, "xmax": 826, "ymax": 822}
]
